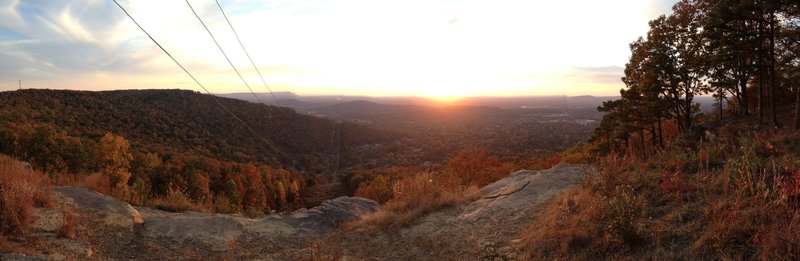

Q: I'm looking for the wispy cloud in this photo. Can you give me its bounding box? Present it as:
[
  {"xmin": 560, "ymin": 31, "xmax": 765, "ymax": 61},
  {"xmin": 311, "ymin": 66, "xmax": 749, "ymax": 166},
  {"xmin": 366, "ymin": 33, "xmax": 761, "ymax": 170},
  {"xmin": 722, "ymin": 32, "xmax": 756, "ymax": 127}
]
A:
[{"xmin": 0, "ymin": 0, "xmax": 678, "ymax": 95}]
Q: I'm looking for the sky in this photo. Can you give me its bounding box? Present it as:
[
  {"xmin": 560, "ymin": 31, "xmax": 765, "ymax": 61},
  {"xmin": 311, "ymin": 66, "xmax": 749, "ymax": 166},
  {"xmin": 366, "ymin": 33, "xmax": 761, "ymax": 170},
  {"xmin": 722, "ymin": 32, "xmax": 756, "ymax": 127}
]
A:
[{"xmin": 0, "ymin": 0, "xmax": 678, "ymax": 98}]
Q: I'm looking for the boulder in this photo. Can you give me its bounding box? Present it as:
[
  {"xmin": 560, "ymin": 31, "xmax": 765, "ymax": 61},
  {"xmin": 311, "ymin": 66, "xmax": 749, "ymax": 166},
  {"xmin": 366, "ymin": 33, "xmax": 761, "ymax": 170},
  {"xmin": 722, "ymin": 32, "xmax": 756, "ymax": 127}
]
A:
[
  {"xmin": 460, "ymin": 164, "xmax": 589, "ymax": 220},
  {"xmin": 52, "ymin": 187, "xmax": 144, "ymax": 229},
  {"xmin": 140, "ymin": 196, "xmax": 380, "ymax": 252},
  {"xmin": 281, "ymin": 196, "xmax": 381, "ymax": 231}
]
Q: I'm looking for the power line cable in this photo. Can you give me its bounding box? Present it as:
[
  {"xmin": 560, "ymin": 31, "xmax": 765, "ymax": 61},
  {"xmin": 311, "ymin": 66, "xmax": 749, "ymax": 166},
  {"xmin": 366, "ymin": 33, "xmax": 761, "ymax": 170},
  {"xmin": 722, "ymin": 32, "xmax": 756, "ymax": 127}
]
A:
[
  {"xmin": 186, "ymin": 0, "xmax": 265, "ymax": 106},
  {"xmin": 211, "ymin": 0, "xmax": 303, "ymax": 160},
  {"xmin": 193, "ymin": 0, "xmax": 296, "ymax": 147},
  {"xmin": 112, "ymin": 0, "xmax": 292, "ymax": 163},
  {"xmin": 215, "ymin": 0, "xmax": 283, "ymax": 106}
]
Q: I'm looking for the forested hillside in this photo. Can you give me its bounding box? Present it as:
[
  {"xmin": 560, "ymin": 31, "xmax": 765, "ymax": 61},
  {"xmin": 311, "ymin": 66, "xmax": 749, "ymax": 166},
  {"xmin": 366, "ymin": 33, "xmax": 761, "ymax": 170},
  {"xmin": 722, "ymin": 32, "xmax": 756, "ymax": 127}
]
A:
[
  {"xmin": 0, "ymin": 89, "xmax": 392, "ymax": 171},
  {"xmin": 0, "ymin": 89, "xmax": 394, "ymax": 213}
]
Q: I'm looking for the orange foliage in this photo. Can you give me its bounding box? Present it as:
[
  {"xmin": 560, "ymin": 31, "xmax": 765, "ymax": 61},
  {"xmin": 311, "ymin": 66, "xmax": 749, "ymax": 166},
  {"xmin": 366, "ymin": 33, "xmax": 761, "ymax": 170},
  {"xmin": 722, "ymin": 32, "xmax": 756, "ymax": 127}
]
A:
[
  {"xmin": 241, "ymin": 164, "xmax": 266, "ymax": 211},
  {"xmin": 355, "ymin": 175, "xmax": 393, "ymax": 203},
  {"xmin": 530, "ymin": 153, "xmax": 562, "ymax": 170},
  {"xmin": 446, "ymin": 147, "xmax": 516, "ymax": 188}
]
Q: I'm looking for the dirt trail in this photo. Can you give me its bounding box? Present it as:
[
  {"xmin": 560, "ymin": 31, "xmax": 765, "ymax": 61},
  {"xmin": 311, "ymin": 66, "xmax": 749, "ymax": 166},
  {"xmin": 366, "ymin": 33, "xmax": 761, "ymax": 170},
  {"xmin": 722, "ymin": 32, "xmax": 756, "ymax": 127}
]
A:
[{"xmin": 3, "ymin": 163, "xmax": 591, "ymax": 260}]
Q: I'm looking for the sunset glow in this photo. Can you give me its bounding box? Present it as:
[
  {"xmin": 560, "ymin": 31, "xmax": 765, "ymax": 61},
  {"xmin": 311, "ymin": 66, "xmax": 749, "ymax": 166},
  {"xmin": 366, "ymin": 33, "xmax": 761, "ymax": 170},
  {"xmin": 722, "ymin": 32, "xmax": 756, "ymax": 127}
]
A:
[{"xmin": 0, "ymin": 0, "xmax": 677, "ymax": 97}]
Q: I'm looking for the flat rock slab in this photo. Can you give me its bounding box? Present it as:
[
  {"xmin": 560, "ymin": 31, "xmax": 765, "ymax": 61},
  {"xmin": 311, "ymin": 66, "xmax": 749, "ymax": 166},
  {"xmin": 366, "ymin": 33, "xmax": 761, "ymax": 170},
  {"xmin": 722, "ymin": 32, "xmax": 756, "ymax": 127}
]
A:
[
  {"xmin": 138, "ymin": 196, "xmax": 381, "ymax": 252},
  {"xmin": 461, "ymin": 164, "xmax": 589, "ymax": 220},
  {"xmin": 52, "ymin": 187, "xmax": 144, "ymax": 228}
]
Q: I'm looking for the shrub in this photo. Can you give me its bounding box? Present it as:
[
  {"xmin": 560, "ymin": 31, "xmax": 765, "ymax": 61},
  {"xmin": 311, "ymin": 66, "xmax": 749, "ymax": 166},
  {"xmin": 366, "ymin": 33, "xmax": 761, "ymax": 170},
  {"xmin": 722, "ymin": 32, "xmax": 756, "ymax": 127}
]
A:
[
  {"xmin": 354, "ymin": 175, "xmax": 393, "ymax": 204},
  {"xmin": 598, "ymin": 185, "xmax": 640, "ymax": 245},
  {"xmin": 0, "ymin": 154, "xmax": 52, "ymax": 236},
  {"xmin": 149, "ymin": 190, "xmax": 207, "ymax": 213},
  {"xmin": 59, "ymin": 207, "xmax": 76, "ymax": 239}
]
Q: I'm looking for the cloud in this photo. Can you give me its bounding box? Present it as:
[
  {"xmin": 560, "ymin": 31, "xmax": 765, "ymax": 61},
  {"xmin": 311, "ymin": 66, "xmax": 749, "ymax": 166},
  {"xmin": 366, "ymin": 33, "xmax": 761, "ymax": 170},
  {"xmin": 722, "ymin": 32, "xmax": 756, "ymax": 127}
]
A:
[
  {"xmin": 569, "ymin": 66, "xmax": 625, "ymax": 85},
  {"xmin": 0, "ymin": 0, "xmax": 679, "ymax": 95},
  {"xmin": 0, "ymin": 0, "xmax": 181, "ymax": 83}
]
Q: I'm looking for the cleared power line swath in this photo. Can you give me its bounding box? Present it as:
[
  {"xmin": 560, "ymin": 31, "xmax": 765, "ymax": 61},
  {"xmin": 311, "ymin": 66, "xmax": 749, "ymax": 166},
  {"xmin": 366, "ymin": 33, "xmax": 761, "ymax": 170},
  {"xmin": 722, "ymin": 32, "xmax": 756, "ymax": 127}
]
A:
[{"xmin": 111, "ymin": 0, "xmax": 292, "ymax": 163}]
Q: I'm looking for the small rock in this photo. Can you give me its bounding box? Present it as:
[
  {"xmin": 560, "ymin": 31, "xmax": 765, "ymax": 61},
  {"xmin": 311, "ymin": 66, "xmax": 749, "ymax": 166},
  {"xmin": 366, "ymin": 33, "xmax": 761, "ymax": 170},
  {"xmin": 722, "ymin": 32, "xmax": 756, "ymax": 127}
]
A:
[{"xmin": 46, "ymin": 253, "xmax": 66, "ymax": 261}]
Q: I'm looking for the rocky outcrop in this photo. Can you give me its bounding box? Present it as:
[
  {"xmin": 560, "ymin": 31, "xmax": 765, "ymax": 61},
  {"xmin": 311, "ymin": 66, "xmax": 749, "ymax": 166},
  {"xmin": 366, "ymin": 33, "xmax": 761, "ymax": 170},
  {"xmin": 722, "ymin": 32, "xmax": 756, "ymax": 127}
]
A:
[
  {"xmin": 308, "ymin": 163, "xmax": 593, "ymax": 260},
  {"xmin": 281, "ymin": 196, "xmax": 382, "ymax": 231},
  {"xmin": 132, "ymin": 196, "xmax": 381, "ymax": 252},
  {"xmin": 52, "ymin": 187, "xmax": 143, "ymax": 228},
  {"xmin": 460, "ymin": 164, "xmax": 588, "ymax": 220},
  {"xmin": 18, "ymin": 186, "xmax": 380, "ymax": 259},
  {"xmin": 13, "ymin": 164, "xmax": 589, "ymax": 260}
]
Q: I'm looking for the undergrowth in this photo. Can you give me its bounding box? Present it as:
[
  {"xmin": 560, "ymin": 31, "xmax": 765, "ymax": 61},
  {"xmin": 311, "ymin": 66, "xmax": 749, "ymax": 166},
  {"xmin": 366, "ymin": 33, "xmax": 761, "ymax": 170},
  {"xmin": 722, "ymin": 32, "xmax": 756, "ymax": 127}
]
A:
[
  {"xmin": 522, "ymin": 126, "xmax": 800, "ymax": 260},
  {"xmin": 347, "ymin": 147, "xmax": 515, "ymax": 230},
  {"xmin": 0, "ymin": 154, "xmax": 53, "ymax": 237},
  {"xmin": 348, "ymin": 172, "xmax": 481, "ymax": 230}
]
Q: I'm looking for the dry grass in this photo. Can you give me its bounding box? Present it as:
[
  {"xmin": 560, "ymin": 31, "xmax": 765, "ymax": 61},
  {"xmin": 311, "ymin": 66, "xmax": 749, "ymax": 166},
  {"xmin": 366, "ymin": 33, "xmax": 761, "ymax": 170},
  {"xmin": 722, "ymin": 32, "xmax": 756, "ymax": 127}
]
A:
[
  {"xmin": 148, "ymin": 190, "xmax": 209, "ymax": 213},
  {"xmin": 349, "ymin": 148, "xmax": 515, "ymax": 230},
  {"xmin": 522, "ymin": 127, "xmax": 800, "ymax": 260},
  {"xmin": 521, "ymin": 154, "xmax": 647, "ymax": 260},
  {"xmin": 0, "ymin": 154, "xmax": 53, "ymax": 237},
  {"xmin": 348, "ymin": 173, "xmax": 480, "ymax": 230},
  {"xmin": 59, "ymin": 207, "xmax": 76, "ymax": 239}
]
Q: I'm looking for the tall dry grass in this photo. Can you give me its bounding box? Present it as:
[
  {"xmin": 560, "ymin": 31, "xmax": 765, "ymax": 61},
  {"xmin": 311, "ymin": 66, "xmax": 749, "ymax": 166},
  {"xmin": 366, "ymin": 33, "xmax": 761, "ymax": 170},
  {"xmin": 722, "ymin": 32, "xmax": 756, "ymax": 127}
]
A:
[
  {"xmin": 0, "ymin": 154, "xmax": 53, "ymax": 236},
  {"xmin": 350, "ymin": 172, "xmax": 480, "ymax": 230},
  {"xmin": 350, "ymin": 148, "xmax": 516, "ymax": 230},
  {"xmin": 522, "ymin": 128, "xmax": 800, "ymax": 260}
]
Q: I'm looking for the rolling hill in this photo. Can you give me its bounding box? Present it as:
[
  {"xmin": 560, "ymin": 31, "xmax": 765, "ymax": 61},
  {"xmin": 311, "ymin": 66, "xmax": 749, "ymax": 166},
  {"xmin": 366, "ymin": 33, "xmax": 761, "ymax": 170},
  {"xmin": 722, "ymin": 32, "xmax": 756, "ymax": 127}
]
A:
[{"xmin": 0, "ymin": 89, "xmax": 394, "ymax": 173}]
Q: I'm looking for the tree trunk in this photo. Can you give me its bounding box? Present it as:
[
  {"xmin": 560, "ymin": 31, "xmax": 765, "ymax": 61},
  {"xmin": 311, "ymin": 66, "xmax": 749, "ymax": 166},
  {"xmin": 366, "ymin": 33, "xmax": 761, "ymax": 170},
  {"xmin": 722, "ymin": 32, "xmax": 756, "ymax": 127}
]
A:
[
  {"xmin": 795, "ymin": 86, "xmax": 800, "ymax": 129},
  {"xmin": 758, "ymin": 57, "xmax": 764, "ymax": 126},
  {"xmin": 639, "ymin": 129, "xmax": 647, "ymax": 160},
  {"xmin": 718, "ymin": 92, "xmax": 723, "ymax": 122},
  {"xmin": 740, "ymin": 71, "xmax": 749, "ymax": 116},
  {"xmin": 651, "ymin": 123, "xmax": 658, "ymax": 149},
  {"xmin": 684, "ymin": 86, "xmax": 693, "ymax": 135},
  {"xmin": 769, "ymin": 11, "xmax": 778, "ymax": 127},
  {"xmin": 757, "ymin": 12, "xmax": 765, "ymax": 126},
  {"xmin": 657, "ymin": 116, "xmax": 664, "ymax": 147}
]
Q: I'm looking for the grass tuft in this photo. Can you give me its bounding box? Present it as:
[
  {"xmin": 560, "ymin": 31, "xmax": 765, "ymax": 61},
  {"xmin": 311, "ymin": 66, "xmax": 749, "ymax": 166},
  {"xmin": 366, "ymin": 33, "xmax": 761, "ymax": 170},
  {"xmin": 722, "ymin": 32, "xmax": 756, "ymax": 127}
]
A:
[{"xmin": 0, "ymin": 154, "xmax": 53, "ymax": 237}]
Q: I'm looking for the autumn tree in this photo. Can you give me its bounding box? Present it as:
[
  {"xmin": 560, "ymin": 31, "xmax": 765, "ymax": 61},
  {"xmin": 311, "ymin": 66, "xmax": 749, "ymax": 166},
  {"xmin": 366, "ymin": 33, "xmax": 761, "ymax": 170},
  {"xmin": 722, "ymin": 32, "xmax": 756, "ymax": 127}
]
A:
[{"xmin": 98, "ymin": 132, "xmax": 133, "ymax": 199}]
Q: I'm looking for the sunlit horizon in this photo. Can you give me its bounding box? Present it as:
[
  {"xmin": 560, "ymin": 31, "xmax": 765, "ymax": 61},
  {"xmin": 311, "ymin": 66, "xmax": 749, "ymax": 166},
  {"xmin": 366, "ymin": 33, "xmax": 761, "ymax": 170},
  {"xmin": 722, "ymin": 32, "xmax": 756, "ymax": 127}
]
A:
[{"xmin": 0, "ymin": 0, "xmax": 677, "ymax": 97}]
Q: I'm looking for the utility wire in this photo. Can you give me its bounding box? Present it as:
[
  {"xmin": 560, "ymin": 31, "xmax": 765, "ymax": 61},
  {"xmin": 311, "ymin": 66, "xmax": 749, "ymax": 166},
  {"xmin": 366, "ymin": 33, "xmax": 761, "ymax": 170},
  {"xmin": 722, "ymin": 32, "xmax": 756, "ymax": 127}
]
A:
[
  {"xmin": 211, "ymin": 0, "xmax": 299, "ymax": 155},
  {"xmin": 215, "ymin": 0, "xmax": 282, "ymax": 106},
  {"xmin": 186, "ymin": 0, "xmax": 265, "ymax": 106},
  {"xmin": 112, "ymin": 0, "xmax": 292, "ymax": 163}
]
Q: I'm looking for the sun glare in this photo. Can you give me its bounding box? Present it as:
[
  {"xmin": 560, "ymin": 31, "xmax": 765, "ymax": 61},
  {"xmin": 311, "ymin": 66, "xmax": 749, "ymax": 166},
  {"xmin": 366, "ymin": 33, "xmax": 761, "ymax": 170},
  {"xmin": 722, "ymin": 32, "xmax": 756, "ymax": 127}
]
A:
[{"xmin": 420, "ymin": 86, "xmax": 467, "ymax": 104}]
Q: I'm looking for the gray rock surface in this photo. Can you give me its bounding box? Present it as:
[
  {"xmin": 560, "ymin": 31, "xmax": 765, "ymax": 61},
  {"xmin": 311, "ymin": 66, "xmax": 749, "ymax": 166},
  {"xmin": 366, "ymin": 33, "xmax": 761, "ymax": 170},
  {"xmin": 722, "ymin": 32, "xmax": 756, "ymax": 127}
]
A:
[
  {"xmin": 315, "ymin": 163, "xmax": 593, "ymax": 260},
  {"xmin": 137, "ymin": 196, "xmax": 381, "ymax": 252},
  {"xmin": 10, "ymin": 164, "xmax": 588, "ymax": 260},
  {"xmin": 461, "ymin": 163, "xmax": 588, "ymax": 220},
  {"xmin": 52, "ymin": 187, "xmax": 143, "ymax": 228}
]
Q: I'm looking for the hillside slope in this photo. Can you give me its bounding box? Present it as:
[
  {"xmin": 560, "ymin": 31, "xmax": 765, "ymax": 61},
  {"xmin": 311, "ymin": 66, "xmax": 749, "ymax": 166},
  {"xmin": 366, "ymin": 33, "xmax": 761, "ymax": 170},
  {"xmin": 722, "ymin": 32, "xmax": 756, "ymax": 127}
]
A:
[
  {"xmin": 0, "ymin": 89, "xmax": 394, "ymax": 172},
  {"xmin": 2, "ymin": 164, "xmax": 591, "ymax": 260}
]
